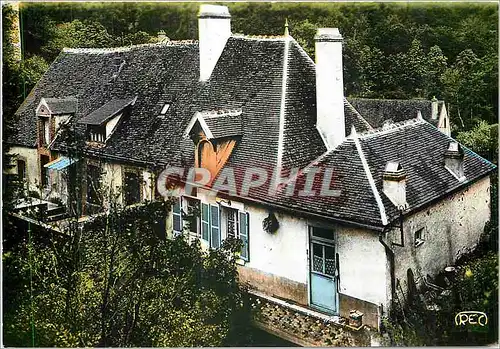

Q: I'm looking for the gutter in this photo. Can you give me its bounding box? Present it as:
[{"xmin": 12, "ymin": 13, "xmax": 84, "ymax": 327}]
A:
[{"xmin": 378, "ymin": 228, "xmax": 396, "ymax": 307}]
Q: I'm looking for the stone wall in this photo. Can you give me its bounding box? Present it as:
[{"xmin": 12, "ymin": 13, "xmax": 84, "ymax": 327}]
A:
[
  {"xmin": 390, "ymin": 175, "xmax": 491, "ymax": 298},
  {"xmin": 250, "ymin": 292, "xmax": 371, "ymax": 347}
]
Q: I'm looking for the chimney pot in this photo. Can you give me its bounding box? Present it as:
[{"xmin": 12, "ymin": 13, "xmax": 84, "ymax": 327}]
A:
[{"xmin": 383, "ymin": 161, "xmax": 408, "ymax": 209}]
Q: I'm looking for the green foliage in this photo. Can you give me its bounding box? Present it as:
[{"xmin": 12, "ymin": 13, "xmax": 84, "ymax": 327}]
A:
[
  {"xmin": 382, "ymin": 252, "xmax": 498, "ymax": 346},
  {"xmin": 456, "ymin": 120, "xmax": 498, "ymax": 161},
  {"xmin": 3, "ymin": 202, "xmax": 252, "ymax": 347},
  {"xmin": 2, "ymin": 2, "xmax": 497, "ymax": 135}
]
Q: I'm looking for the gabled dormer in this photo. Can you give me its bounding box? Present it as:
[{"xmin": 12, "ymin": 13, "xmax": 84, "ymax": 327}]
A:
[
  {"xmin": 183, "ymin": 109, "xmax": 242, "ymax": 182},
  {"xmin": 78, "ymin": 97, "xmax": 137, "ymax": 145},
  {"xmin": 35, "ymin": 97, "xmax": 77, "ymax": 148}
]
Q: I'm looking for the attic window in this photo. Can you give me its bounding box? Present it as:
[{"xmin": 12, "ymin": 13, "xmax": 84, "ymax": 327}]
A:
[
  {"xmin": 160, "ymin": 104, "xmax": 170, "ymax": 115},
  {"xmin": 89, "ymin": 125, "xmax": 106, "ymax": 143}
]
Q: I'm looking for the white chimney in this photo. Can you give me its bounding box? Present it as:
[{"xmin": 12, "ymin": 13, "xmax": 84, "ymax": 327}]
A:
[
  {"xmin": 431, "ymin": 96, "xmax": 438, "ymax": 120},
  {"xmin": 383, "ymin": 162, "xmax": 408, "ymax": 210},
  {"xmin": 315, "ymin": 28, "xmax": 345, "ymax": 150},
  {"xmin": 444, "ymin": 141, "xmax": 465, "ymax": 181},
  {"xmin": 198, "ymin": 4, "xmax": 231, "ymax": 82}
]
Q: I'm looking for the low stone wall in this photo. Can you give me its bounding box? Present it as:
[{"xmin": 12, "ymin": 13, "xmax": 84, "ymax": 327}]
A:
[
  {"xmin": 250, "ymin": 292, "xmax": 371, "ymax": 347},
  {"xmin": 339, "ymin": 293, "xmax": 380, "ymax": 330},
  {"xmin": 238, "ymin": 265, "xmax": 308, "ymax": 305}
]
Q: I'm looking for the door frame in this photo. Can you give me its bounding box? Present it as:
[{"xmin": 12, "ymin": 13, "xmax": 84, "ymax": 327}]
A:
[{"xmin": 308, "ymin": 225, "xmax": 339, "ymax": 315}]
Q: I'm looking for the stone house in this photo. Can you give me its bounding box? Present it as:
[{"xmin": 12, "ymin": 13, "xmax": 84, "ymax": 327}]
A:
[{"xmin": 7, "ymin": 4, "xmax": 495, "ymax": 335}]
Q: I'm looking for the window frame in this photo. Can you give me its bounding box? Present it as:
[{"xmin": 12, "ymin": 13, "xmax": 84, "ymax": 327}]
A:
[
  {"xmin": 86, "ymin": 163, "xmax": 102, "ymax": 206},
  {"xmin": 17, "ymin": 158, "xmax": 26, "ymax": 181},
  {"xmin": 414, "ymin": 228, "xmax": 425, "ymax": 247},
  {"xmin": 238, "ymin": 211, "xmax": 250, "ymax": 261},
  {"xmin": 123, "ymin": 170, "xmax": 142, "ymax": 206},
  {"xmin": 172, "ymin": 196, "xmax": 183, "ymax": 237}
]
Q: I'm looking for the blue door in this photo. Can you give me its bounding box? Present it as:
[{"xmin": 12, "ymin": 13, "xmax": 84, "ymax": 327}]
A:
[{"xmin": 310, "ymin": 228, "xmax": 338, "ymax": 314}]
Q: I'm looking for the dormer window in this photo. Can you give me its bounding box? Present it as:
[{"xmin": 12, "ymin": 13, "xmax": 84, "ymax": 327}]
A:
[
  {"xmin": 78, "ymin": 97, "xmax": 136, "ymax": 145},
  {"xmin": 89, "ymin": 125, "xmax": 106, "ymax": 143},
  {"xmin": 36, "ymin": 97, "xmax": 77, "ymax": 148}
]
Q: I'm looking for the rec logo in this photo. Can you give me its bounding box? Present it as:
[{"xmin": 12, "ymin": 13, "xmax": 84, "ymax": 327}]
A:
[{"xmin": 455, "ymin": 311, "xmax": 488, "ymax": 327}]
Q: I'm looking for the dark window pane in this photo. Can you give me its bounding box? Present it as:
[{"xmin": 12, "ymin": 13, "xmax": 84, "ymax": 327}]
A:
[
  {"xmin": 227, "ymin": 208, "xmax": 237, "ymax": 238},
  {"xmin": 312, "ymin": 227, "xmax": 333, "ymax": 240},
  {"xmin": 124, "ymin": 172, "xmax": 140, "ymax": 205},
  {"xmin": 40, "ymin": 155, "xmax": 50, "ymax": 187},
  {"xmin": 87, "ymin": 165, "xmax": 101, "ymax": 205},
  {"xmin": 312, "ymin": 243, "xmax": 323, "ymax": 273},
  {"xmin": 17, "ymin": 159, "xmax": 26, "ymax": 179},
  {"xmin": 324, "ymin": 245, "xmax": 335, "ymax": 276}
]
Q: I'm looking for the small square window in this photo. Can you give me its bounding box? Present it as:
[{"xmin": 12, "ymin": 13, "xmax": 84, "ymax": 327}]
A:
[{"xmin": 414, "ymin": 228, "xmax": 424, "ymax": 247}]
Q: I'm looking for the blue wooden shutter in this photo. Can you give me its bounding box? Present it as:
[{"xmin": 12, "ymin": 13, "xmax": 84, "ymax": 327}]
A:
[
  {"xmin": 210, "ymin": 204, "xmax": 220, "ymax": 248},
  {"xmin": 201, "ymin": 203, "xmax": 210, "ymax": 242},
  {"xmin": 239, "ymin": 212, "xmax": 249, "ymax": 261},
  {"xmin": 172, "ymin": 197, "xmax": 182, "ymax": 236}
]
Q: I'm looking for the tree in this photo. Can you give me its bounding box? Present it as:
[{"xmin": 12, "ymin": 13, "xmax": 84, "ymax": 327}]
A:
[
  {"xmin": 3, "ymin": 123, "xmax": 252, "ymax": 347},
  {"xmin": 456, "ymin": 120, "xmax": 498, "ymax": 162}
]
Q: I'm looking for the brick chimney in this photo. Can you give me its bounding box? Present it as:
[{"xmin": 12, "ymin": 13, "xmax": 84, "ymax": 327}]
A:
[
  {"xmin": 444, "ymin": 141, "xmax": 465, "ymax": 181},
  {"xmin": 314, "ymin": 28, "xmax": 345, "ymax": 150},
  {"xmin": 382, "ymin": 161, "xmax": 408, "ymax": 209},
  {"xmin": 198, "ymin": 4, "xmax": 231, "ymax": 82}
]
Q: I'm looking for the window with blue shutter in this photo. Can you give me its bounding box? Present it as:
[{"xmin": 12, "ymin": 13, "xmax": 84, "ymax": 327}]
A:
[
  {"xmin": 201, "ymin": 203, "xmax": 210, "ymax": 242},
  {"xmin": 239, "ymin": 212, "xmax": 249, "ymax": 261},
  {"xmin": 172, "ymin": 197, "xmax": 182, "ymax": 237},
  {"xmin": 210, "ymin": 204, "xmax": 220, "ymax": 248}
]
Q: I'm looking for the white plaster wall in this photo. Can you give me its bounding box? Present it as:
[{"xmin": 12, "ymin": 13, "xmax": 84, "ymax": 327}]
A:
[
  {"xmin": 336, "ymin": 226, "xmax": 388, "ymax": 306},
  {"xmin": 244, "ymin": 205, "xmax": 309, "ymax": 284},
  {"xmin": 105, "ymin": 113, "xmax": 122, "ymax": 138},
  {"xmin": 391, "ymin": 176, "xmax": 491, "ymax": 292},
  {"xmin": 101, "ymin": 162, "xmax": 123, "ymax": 205},
  {"xmin": 8, "ymin": 146, "xmax": 40, "ymax": 192}
]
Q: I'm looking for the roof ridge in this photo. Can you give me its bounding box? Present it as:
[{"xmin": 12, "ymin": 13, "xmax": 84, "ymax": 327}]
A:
[
  {"xmin": 349, "ymin": 97, "xmax": 437, "ymax": 102},
  {"xmin": 276, "ymin": 36, "xmax": 291, "ymax": 171},
  {"xmin": 62, "ymin": 40, "xmax": 198, "ymax": 54},
  {"xmin": 356, "ymin": 117, "xmax": 425, "ymax": 139},
  {"xmin": 351, "ymin": 129, "xmax": 388, "ymax": 225},
  {"xmin": 231, "ymin": 33, "xmax": 286, "ymax": 41}
]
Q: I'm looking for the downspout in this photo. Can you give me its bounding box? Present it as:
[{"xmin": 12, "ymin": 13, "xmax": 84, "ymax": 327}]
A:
[{"xmin": 379, "ymin": 227, "xmax": 395, "ymax": 310}]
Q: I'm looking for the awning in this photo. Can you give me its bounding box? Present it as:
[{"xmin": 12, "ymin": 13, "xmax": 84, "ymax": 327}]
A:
[{"xmin": 44, "ymin": 156, "xmax": 79, "ymax": 170}]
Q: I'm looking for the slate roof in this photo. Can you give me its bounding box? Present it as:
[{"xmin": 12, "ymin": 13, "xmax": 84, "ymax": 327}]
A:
[
  {"xmin": 359, "ymin": 119, "xmax": 495, "ymax": 221},
  {"xmin": 78, "ymin": 97, "xmax": 135, "ymax": 125},
  {"xmin": 44, "ymin": 97, "xmax": 78, "ymax": 115},
  {"xmin": 348, "ymin": 98, "xmax": 444, "ymax": 128},
  {"xmin": 203, "ymin": 113, "xmax": 243, "ymax": 138},
  {"xmin": 9, "ymin": 35, "xmax": 495, "ymax": 228},
  {"xmin": 271, "ymin": 118, "xmax": 495, "ymax": 226}
]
